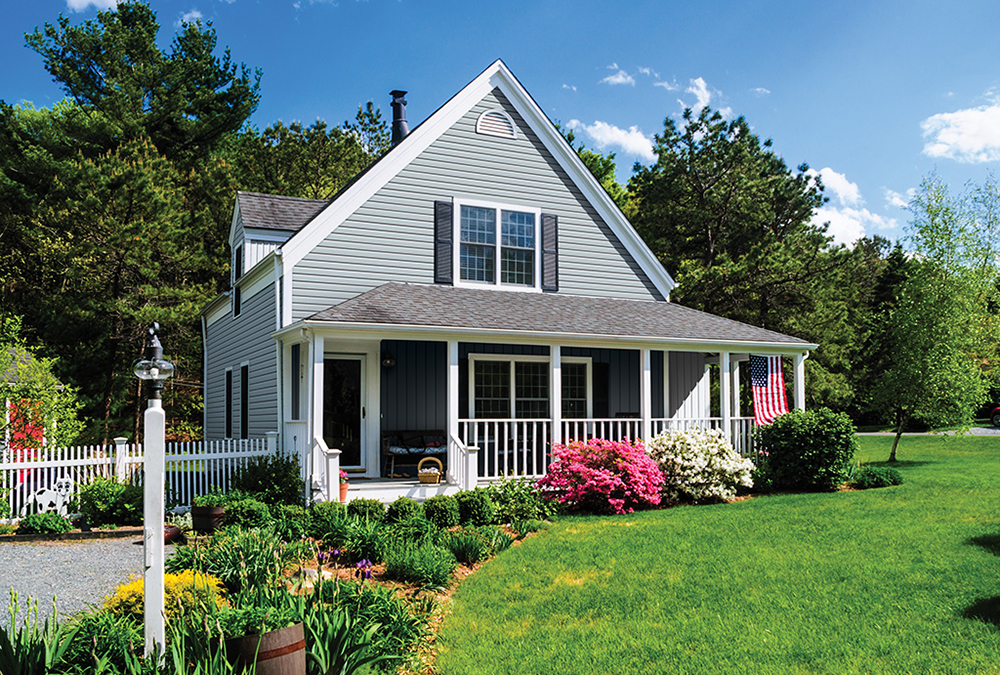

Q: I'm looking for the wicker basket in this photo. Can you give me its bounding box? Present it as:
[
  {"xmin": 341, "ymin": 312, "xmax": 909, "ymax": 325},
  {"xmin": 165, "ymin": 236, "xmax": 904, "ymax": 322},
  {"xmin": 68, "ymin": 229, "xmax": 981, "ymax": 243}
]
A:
[{"xmin": 417, "ymin": 456, "xmax": 443, "ymax": 484}]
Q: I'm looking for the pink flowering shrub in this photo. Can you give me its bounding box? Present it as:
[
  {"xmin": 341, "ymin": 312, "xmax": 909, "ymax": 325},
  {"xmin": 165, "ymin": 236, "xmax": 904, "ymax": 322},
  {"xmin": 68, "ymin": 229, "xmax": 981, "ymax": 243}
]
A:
[{"xmin": 537, "ymin": 438, "xmax": 663, "ymax": 514}]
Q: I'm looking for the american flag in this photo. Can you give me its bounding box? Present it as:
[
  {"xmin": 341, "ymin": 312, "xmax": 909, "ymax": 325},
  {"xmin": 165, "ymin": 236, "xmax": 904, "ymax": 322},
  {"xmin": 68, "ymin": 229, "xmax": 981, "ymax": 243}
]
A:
[{"xmin": 750, "ymin": 355, "xmax": 789, "ymax": 425}]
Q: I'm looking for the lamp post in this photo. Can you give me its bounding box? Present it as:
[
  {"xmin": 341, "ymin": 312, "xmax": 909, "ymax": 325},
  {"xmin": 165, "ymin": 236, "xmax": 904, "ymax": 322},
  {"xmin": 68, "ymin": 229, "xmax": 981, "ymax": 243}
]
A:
[{"xmin": 133, "ymin": 323, "xmax": 174, "ymax": 656}]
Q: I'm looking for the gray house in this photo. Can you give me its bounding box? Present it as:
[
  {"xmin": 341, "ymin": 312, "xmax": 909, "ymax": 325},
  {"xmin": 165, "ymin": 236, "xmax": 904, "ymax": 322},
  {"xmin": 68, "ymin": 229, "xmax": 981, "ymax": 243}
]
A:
[{"xmin": 201, "ymin": 60, "xmax": 816, "ymax": 502}]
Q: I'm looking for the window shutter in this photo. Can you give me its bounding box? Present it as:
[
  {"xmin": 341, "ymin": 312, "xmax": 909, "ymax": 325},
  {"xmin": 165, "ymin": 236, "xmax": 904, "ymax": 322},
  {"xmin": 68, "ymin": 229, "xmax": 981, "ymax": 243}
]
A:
[
  {"xmin": 541, "ymin": 213, "xmax": 558, "ymax": 291},
  {"xmin": 434, "ymin": 201, "xmax": 453, "ymax": 284}
]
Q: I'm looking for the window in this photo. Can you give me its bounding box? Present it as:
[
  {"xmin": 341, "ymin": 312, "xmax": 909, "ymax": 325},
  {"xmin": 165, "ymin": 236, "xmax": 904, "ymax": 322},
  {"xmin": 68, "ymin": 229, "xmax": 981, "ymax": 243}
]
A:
[
  {"xmin": 232, "ymin": 286, "xmax": 241, "ymax": 318},
  {"xmin": 456, "ymin": 200, "xmax": 540, "ymax": 289},
  {"xmin": 469, "ymin": 355, "xmax": 591, "ymax": 419},
  {"xmin": 233, "ymin": 245, "xmax": 243, "ymax": 283},
  {"xmin": 225, "ymin": 369, "xmax": 233, "ymax": 438}
]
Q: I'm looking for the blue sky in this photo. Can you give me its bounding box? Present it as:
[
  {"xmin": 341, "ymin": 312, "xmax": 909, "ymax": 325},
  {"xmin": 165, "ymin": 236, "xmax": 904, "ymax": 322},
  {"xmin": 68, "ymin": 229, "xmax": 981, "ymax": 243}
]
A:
[{"xmin": 3, "ymin": 0, "xmax": 1000, "ymax": 246}]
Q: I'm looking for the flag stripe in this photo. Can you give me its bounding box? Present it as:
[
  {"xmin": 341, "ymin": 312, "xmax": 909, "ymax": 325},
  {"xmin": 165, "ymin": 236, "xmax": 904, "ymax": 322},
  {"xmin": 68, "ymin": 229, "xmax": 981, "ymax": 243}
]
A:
[{"xmin": 750, "ymin": 355, "xmax": 789, "ymax": 425}]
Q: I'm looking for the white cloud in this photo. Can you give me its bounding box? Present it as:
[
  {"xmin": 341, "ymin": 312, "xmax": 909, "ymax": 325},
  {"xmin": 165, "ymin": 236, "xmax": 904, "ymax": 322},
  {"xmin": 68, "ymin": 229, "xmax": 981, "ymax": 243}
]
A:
[
  {"xmin": 567, "ymin": 119, "xmax": 655, "ymax": 163},
  {"xmin": 176, "ymin": 9, "xmax": 203, "ymax": 26},
  {"xmin": 654, "ymin": 80, "xmax": 680, "ymax": 91},
  {"xmin": 637, "ymin": 66, "xmax": 659, "ymax": 79},
  {"xmin": 884, "ymin": 187, "xmax": 916, "ymax": 209},
  {"xmin": 751, "ymin": 87, "xmax": 771, "ymax": 97},
  {"xmin": 601, "ymin": 68, "xmax": 635, "ymax": 86},
  {"xmin": 66, "ymin": 0, "xmax": 118, "ymax": 10},
  {"xmin": 562, "ymin": 84, "xmax": 577, "ymax": 92},
  {"xmin": 806, "ymin": 167, "xmax": 862, "ymax": 207},
  {"xmin": 686, "ymin": 77, "xmax": 712, "ymax": 112},
  {"xmin": 921, "ymin": 99, "xmax": 1000, "ymax": 163},
  {"xmin": 812, "ymin": 206, "xmax": 897, "ymax": 246}
]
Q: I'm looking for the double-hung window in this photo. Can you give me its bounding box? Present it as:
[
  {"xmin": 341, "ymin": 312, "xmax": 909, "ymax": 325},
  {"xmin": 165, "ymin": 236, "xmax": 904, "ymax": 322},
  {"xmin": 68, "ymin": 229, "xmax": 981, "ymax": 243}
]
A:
[
  {"xmin": 456, "ymin": 200, "xmax": 540, "ymax": 290},
  {"xmin": 469, "ymin": 355, "xmax": 592, "ymax": 419}
]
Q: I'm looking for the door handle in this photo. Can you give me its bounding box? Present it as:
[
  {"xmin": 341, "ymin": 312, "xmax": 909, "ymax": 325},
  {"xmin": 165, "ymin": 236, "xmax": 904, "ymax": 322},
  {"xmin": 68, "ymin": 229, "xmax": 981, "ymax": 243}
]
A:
[{"xmin": 362, "ymin": 407, "xmax": 366, "ymax": 419}]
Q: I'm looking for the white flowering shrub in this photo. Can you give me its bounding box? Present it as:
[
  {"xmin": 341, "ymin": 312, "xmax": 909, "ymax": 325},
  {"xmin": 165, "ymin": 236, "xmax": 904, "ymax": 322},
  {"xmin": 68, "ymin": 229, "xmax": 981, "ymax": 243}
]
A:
[{"xmin": 646, "ymin": 428, "xmax": 755, "ymax": 503}]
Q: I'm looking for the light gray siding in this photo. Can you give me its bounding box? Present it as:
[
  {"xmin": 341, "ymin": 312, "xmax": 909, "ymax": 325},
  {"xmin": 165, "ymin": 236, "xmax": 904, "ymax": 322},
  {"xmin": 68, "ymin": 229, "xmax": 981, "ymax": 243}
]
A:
[
  {"xmin": 204, "ymin": 286, "xmax": 279, "ymax": 440},
  {"xmin": 292, "ymin": 88, "xmax": 662, "ymax": 320}
]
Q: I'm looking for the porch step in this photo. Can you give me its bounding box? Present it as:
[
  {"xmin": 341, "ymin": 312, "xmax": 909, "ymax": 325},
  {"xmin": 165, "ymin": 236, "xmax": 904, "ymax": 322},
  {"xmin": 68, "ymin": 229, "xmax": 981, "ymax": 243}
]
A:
[{"xmin": 344, "ymin": 479, "xmax": 462, "ymax": 503}]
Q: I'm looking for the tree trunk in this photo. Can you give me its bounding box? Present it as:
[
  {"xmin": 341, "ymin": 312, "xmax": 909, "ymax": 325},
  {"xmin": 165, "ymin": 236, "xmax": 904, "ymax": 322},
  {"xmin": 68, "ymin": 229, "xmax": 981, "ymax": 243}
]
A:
[{"xmin": 888, "ymin": 413, "xmax": 906, "ymax": 462}]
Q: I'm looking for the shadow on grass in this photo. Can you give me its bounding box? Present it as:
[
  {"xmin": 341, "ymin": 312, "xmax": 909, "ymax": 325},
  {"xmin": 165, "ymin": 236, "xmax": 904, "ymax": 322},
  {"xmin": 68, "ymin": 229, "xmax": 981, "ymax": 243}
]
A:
[
  {"xmin": 963, "ymin": 597, "xmax": 1000, "ymax": 627},
  {"xmin": 863, "ymin": 460, "xmax": 933, "ymax": 469},
  {"xmin": 968, "ymin": 534, "xmax": 1000, "ymax": 557}
]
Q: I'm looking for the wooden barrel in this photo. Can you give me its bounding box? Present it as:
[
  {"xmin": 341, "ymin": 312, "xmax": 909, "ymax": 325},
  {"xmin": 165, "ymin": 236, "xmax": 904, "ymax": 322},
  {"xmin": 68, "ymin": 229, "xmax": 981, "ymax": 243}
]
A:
[
  {"xmin": 226, "ymin": 622, "xmax": 306, "ymax": 675},
  {"xmin": 190, "ymin": 505, "xmax": 225, "ymax": 533}
]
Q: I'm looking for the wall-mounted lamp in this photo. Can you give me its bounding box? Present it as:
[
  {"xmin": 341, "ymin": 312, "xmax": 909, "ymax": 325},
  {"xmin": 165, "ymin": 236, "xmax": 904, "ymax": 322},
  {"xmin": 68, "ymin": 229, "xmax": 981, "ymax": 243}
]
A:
[{"xmin": 381, "ymin": 351, "xmax": 396, "ymax": 368}]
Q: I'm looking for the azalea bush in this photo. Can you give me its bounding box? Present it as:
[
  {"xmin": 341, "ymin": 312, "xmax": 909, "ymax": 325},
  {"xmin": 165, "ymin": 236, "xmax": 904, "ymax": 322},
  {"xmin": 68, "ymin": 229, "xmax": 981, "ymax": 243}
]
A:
[
  {"xmin": 646, "ymin": 428, "xmax": 755, "ymax": 503},
  {"xmin": 537, "ymin": 438, "xmax": 663, "ymax": 514}
]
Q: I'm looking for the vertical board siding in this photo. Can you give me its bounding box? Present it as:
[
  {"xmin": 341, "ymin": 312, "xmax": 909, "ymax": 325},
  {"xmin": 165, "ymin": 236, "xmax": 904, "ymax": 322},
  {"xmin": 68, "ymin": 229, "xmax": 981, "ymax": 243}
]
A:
[
  {"xmin": 668, "ymin": 352, "xmax": 711, "ymax": 419},
  {"xmin": 380, "ymin": 340, "xmax": 448, "ymax": 431},
  {"xmin": 247, "ymin": 240, "xmax": 280, "ymax": 271},
  {"xmin": 292, "ymin": 88, "xmax": 663, "ymax": 320},
  {"xmin": 204, "ymin": 286, "xmax": 278, "ymax": 440}
]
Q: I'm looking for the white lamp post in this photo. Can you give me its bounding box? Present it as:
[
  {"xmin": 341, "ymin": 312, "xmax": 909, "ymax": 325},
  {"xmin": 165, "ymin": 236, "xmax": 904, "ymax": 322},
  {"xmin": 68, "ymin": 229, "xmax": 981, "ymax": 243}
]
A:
[{"xmin": 133, "ymin": 323, "xmax": 174, "ymax": 656}]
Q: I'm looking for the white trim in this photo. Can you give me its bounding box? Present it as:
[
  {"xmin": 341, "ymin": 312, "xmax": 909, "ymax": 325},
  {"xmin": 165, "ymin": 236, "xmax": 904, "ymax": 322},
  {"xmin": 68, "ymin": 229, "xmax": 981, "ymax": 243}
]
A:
[
  {"xmin": 275, "ymin": 60, "xmax": 675, "ymax": 299},
  {"xmin": 321, "ymin": 353, "xmax": 368, "ymax": 471},
  {"xmin": 204, "ymin": 295, "xmax": 229, "ymax": 328},
  {"xmin": 245, "ymin": 229, "xmax": 295, "ymax": 244},
  {"xmin": 476, "ymin": 108, "xmax": 518, "ymax": 140},
  {"xmin": 453, "ymin": 197, "xmax": 542, "ymax": 292}
]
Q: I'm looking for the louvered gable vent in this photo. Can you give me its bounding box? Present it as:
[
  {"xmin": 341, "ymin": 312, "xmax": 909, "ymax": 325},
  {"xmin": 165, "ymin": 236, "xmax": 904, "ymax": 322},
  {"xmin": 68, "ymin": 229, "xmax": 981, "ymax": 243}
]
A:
[{"xmin": 476, "ymin": 109, "xmax": 517, "ymax": 140}]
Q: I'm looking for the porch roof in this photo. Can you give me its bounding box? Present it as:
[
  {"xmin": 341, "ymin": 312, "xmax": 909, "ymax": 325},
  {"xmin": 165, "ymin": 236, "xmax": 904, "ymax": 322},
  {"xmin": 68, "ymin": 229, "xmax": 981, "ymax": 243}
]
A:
[{"xmin": 304, "ymin": 282, "xmax": 815, "ymax": 349}]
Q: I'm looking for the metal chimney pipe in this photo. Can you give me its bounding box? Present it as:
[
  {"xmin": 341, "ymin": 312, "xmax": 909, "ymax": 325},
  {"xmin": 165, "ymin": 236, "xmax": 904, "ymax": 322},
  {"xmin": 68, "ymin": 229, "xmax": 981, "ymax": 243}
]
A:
[{"xmin": 390, "ymin": 90, "xmax": 410, "ymax": 146}]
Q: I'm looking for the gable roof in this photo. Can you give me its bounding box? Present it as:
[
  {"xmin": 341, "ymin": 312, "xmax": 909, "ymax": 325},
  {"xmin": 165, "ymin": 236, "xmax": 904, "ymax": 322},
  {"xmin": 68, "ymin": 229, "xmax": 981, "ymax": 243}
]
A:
[
  {"xmin": 236, "ymin": 191, "xmax": 329, "ymax": 232},
  {"xmin": 277, "ymin": 60, "xmax": 676, "ymax": 298},
  {"xmin": 304, "ymin": 282, "xmax": 814, "ymax": 349}
]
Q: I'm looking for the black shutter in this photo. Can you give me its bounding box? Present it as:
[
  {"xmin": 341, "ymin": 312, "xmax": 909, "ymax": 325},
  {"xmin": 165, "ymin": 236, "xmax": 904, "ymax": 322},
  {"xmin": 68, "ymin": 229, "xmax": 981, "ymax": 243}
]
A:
[
  {"xmin": 541, "ymin": 213, "xmax": 558, "ymax": 291},
  {"xmin": 434, "ymin": 201, "xmax": 453, "ymax": 284}
]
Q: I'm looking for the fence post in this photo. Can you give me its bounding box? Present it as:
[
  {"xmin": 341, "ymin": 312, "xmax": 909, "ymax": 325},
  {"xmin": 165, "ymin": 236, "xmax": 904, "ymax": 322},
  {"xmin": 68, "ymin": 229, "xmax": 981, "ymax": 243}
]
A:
[
  {"xmin": 266, "ymin": 431, "xmax": 278, "ymax": 455},
  {"xmin": 113, "ymin": 437, "xmax": 128, "ymax": 481}
]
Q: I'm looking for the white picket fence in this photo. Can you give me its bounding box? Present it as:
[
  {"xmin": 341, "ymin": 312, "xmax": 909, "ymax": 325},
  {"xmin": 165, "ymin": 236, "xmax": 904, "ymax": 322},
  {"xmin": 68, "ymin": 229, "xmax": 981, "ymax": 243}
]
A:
[{"xmin": 0, "ymin": 432, "xmax": 278, "ymax": 518}]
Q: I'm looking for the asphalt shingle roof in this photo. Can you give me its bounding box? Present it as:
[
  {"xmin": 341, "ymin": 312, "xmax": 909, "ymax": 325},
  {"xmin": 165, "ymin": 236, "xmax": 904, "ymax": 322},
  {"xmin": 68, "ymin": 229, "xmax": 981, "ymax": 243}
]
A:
[
  {"xmin": 237, "ymin": 191, "xmax": 329, "ymax": 232},
  {"xmin": 306, "ymin": 283, "xmax": 811, "ymax": 347}
]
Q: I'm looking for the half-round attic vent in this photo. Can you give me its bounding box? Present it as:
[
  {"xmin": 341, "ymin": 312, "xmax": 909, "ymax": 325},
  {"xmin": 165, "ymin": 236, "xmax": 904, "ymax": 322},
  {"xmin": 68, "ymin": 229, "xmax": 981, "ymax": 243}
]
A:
[{"xmin": 476, "ymin": 109, "xmax": 517, "ymax": 140}]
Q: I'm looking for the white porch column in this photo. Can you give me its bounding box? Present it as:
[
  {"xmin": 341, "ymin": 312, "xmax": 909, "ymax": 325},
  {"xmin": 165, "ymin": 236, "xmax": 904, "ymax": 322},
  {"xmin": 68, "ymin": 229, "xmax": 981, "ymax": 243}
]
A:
[
  {"xmin": 641, "ymin": 348, "xmax": 652, "ymax": 441},
  {"xmin": 794, "ymin": 352, "xmax": 807, "ymax": 411},
  {"xmin": 731, "ymin": 360, "xmax": 741, "ymax": 418},
  {"xmin": 720, "ymin": 351, "xmax": 732, "ymax": 440},
  {"xmin": 550, "ymin": 345, "xmax": 562, "ymax": 445},
  {"xmin": 662, "ymin": 350, "xmax": 670, "ymax": 424},
  {"xmin": 310, "ymin": 334, "xmax": 324, "ymax": 490}
]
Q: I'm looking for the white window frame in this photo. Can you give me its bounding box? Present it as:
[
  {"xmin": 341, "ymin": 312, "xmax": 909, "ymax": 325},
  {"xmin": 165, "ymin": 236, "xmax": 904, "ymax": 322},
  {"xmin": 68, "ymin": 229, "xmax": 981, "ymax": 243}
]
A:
[
  {"xmin": 468, "ymin": 354, "xmax": 591, "ymax": 419},
  {"xmin": 453, "ymin": 197, "xmax": 542, "ymax": 292}
]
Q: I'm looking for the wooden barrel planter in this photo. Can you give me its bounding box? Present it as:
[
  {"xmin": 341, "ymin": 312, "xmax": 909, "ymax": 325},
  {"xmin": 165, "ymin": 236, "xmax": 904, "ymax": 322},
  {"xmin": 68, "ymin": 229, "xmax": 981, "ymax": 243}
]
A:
[
  {"xmin": 190, "ymin": 505, "xmax": 225, "ymax": 534},
  {"xmin": 226, "ymin": 622, "xmax": 306, "ymax": 675}
]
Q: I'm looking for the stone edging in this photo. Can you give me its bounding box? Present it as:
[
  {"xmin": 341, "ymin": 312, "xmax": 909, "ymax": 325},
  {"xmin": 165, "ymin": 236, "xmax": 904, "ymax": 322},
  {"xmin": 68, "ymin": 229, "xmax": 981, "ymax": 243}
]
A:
[{"xmin": 0, "ymin": 527, "xmax": 144, "ymax": 543}]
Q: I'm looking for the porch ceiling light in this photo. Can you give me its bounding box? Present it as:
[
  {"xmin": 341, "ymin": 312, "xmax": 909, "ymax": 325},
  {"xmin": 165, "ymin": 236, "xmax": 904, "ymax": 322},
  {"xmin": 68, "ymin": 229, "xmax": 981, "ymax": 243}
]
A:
[
  {"xmin": 381, "ymin": 351, "xmax": 396, "ymax": 368},
  {"xmin": 133, "ymin": 323, "xmax": 174, "ymax": 398}
]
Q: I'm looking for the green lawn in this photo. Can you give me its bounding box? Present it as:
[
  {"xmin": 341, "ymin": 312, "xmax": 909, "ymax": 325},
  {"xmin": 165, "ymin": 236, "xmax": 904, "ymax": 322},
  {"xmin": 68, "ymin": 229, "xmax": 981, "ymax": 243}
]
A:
[{"xmin": 436, "ymin": 436, "xmax": 1000, "ymax": 674}]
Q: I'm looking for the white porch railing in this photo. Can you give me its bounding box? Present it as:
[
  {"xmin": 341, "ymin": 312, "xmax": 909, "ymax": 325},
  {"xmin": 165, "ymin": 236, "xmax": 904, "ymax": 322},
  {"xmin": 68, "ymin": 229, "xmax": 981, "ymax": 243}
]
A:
[
  {"xmin": 458, "ymin": 419, "xmax": 552, "ymax": 480},
  {"xmin": 453, "ymin": 416, "xmax": 756, "ymax": 484},
  {"xmin": 1, "ymin": 434, "xmax": 278, "ymax": 517}
]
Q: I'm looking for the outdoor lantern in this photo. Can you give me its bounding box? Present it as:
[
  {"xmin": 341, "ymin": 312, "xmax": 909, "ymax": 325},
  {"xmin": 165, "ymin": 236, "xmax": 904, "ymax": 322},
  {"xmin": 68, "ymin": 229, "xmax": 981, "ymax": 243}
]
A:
[
  {"xmin": 381, "ymin": 351, "xmax": 396, "ymax": 368},
  {"xmin": 134, "ymin": 322, "xmax": 173, "ymax": 656}
]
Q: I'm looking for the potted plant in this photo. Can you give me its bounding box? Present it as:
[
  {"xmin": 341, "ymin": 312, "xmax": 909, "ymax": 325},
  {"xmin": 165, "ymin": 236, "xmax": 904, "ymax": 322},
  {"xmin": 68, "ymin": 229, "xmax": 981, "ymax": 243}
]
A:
[
  {"xmin": 191, "ymin": 490, "xmax": 227, "ymax": 533},
  {"xmin": 339, "ymin": 469, "xmax": 349, "ymax": 503},
  {"xmin": 220, "ymin": 605, "xmax": 304, "ymax": 675}
]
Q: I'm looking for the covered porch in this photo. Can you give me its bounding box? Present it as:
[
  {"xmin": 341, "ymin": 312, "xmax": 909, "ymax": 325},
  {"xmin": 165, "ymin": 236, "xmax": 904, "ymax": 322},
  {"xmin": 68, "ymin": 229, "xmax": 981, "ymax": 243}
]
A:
[{"xmin": 273, "ymin": 283, "xmax": 814, "ymax": 502}]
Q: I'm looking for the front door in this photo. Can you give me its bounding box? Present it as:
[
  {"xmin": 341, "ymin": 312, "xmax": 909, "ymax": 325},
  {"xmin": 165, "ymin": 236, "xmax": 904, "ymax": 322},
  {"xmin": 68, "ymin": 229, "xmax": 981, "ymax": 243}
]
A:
[{"xmin": 323, "ymin": 355, "xmax": 366, "ymax": 469}]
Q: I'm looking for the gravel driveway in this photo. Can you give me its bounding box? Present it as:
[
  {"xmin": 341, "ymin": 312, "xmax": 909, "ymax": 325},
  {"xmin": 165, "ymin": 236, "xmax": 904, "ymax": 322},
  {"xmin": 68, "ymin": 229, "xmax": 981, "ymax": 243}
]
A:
[{"xmin": 0, "ymin": 537, "xmax": 145, "ymax": 627}]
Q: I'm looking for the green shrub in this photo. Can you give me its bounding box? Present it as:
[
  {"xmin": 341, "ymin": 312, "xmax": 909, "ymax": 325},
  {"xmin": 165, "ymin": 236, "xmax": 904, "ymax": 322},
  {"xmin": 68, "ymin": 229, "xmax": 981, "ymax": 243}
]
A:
[
  {"xmin": 344, "ymin": 517, "xmax": 389, "ymax": 563},
  {"xmin": 78, "ymin": 477, "xmax": 143, "ymax": 526},
  {"xmin": 347, "ymin": 498, "xmax": 386, "ymax": 523},
  {"xmin": 475, "ymin": 524, "xmax": 514, "ymax": 555},
  {"xmin": 754, "ymin": 408, "xmax": 859, "ymax": 492},
  {"xmin": 455, "ymin": 489, "xmax": 496, "ymax": 526},
  {"xmin": 230, "ymin": 452, "xmax": 302, "ymax": 506},
  {"xmin": 224, "ymin": 498, "xmax": 271, "ymax": 529},
  {"xmin": 309, "ymin": 500, "xmax": 348, "ymax": 540},
  {"xmin": 511, "ymin": 518, "xmax": 545, "ymax": 536},
  {"xmin": 485, "ymin": 475, "xmax": 552, "ymax": 522},
  {"xmin": 384, "ymin": 543, "xmax": 457, "ymax": 588},
  {"xmin": 445, "ymin": 528, "xmax": 492, "ymax": 565},
  {"xmin": 853, "ymin": 466, "xmax": 904, "ymax": 490},
  {"xmin": 383, "ymin": 516, "xmax": 438, "ymax": 551},
  {"xmin": 17, "ymin": 511, "xmax": 72, "ymax": 535},
  {"xmin": 422, "ymin": 495, "xmax": 460, "ymax": 528},
  {"xmin": 272, "ymin": 503, "xmax": 310, "ymax": 540},
  {"xmin": 386, "ymin": 497, "xmax": 422, "ymax": 524},
  {"xmin": 62, "ymin": 610, "xmax": 144, "ymax": 673}
]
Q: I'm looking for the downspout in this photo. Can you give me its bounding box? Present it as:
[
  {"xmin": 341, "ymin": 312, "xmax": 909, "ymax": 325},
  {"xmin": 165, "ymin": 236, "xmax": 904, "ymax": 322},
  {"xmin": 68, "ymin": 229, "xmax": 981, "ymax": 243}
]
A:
[
  {"xmin": 274, "ymin": 252, "xmax": 284, "ymax": 453},
  {"xmin": 200, "ymin": 315, "xmax": 208, "ymax": 437}
]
